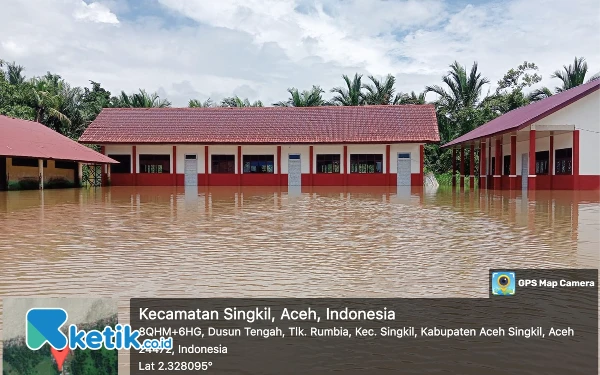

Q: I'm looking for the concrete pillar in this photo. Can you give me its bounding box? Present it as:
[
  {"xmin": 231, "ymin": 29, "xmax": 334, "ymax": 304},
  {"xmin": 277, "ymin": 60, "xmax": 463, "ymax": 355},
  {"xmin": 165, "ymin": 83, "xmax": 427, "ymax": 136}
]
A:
[
  {"xmin": 132, "ymin": 145, "xmax": 137, "ymax": 186},
  {"xmin": 107, "ymin": 163, "xmax": 111, "ymax": 185},
  {"xmin": 277, "ymin": 146, "xmax": 282, "ymax": 186},
  {"xmin": 206, "ymin": 145, "xmax": 210, "ymax": 187},
  {"xmin": 469, "ymin": 143, "xmax": 475, "ymax": 189},
  {"xmin": 38, "ymin": 159, "xmax": 44, "ymax": 189},
  {"xmin": 452, "ymin": 148, "xmax": 457, "ymax": 187},
  {"xmin": 172, "ymin": 145, "xmax": 177, "ymax": 186},
  {"xmin": 573, "ymin": 130, "xmax": 580, "ymax": 190},
  {"xmin": 78, "ymin": 162, "xmax": 83, "ymax": 186},
  {"xmin": 494, "ymin": 137, "xmax": 502, "ymax": 189},
  {"xmin": 386, "ymin": 144, "xmax": 391, "ymax": 186},
  {"xmin": 309, "ymin": 145, "xmax": 314, "ymax": 186},
  {"xmin": 480, "ymin": 140, "xmax": 487, "ymax": 189},
  {"xmin": 549, "ymin": 133, "xmax": 554, "ymax": 189},
  {"xmin": 528, "ymin": 130, "xmax": 536, "ymax": 191},
  {"xmin": 459, "ymin": 146, "xmax": 465, "ymax": 188},
  {"xmin": 510, "ymin": 134, "xmax": 517, "ymax": 189}
]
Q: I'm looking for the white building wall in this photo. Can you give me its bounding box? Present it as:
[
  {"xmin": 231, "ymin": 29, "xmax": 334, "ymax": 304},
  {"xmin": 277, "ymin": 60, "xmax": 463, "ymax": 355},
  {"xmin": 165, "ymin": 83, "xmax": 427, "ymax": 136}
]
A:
[
  {"xmin": 282, "ymin": 145, "xmax": 311, "ymax": 174},
  {"xmin": 390, "ymin": 143, "xmax": 421, "ymax": 174},
  {"xmin": 176, "ymin": 145, "xmax": 204, "ymax": 173},
  {"xmin": 104, "ymin": 143, "xmax": 424, "ymax": 176}
]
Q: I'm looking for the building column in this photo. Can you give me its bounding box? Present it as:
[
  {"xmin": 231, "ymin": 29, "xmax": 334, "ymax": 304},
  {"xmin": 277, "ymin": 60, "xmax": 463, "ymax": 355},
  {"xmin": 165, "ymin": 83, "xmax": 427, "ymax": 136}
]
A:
[
  {"xmin": 106, "ymin": 163, "xmax": 111, "ymax": 185},
  {"xmin": 509, "ymin": 134, "xmax": 517, "ymax": 190},
  {"xmin": 452, "ymin": 148, "xmax": 457, "ymax": 187},
  {"xmin": 277, "ymin": 146, "xmax": 282, "ymax": 186},
  {"xmin": 459, "ymin": 146, "xmax": 465, "ymax": 188},
  {"xmin": 343, "ymin": 145, "xmax": 348, "ymax": 185},
  {"xmin": 132, "ymin": 145, "xmax": 137, "ymax": 186},
  {"xmin": 479, "ymin": 140, "xmax": 487, "ymax": 189},
  {"xmin": 469, "ymin": 143, "xmax": 475, "ymax": 189},
  {"xmin": 205, "ymin": 146, "xmax": 210, "ymax": 187},
  {"xmin": 172, "ymin": 145, "xmax": 177, "ymax": 186},
  {"xmin": 100, "ymin": 145, "xmax": 106, "ymax": 186},
  {"xmin": 549, "ymin": 133, "xmax": 554, "ymax": 189},
  {"xmin": 77, "ymin": 162, "xmax": 83, "ymax": 187},
  {"xmin": 573, "ymin": 130, "xmax": 580, "ymax": 190},
  {"xmin": 528, "ymin": 130, "xmax": 536, "ymax": 191},
  {"xmin": 38, "ymin": 159, "xmax": 44, "ymax": 189},
  {"xmin": 419, "ymin": 144, "xmax": 424, "ymax": 187},
  {"xmin": 237, "ymin": 145, "xmax": 242, "ymax": 186},
  {"xmin": 494, "ymin": 137, "xmax": 502, "ymax": 189},
  {"xmin": 386, "ymin": 145, "xmax": 391, "ymax": 186},
  {"xmin": 309, "ymin": 145, "xmax": 314, "ymax": 186}
]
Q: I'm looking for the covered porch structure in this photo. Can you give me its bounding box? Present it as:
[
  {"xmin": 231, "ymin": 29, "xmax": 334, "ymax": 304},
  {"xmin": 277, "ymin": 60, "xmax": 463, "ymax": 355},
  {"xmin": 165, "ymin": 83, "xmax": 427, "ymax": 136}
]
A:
[
  {"xmin": 448, "ymin": 126, "xmax": 579, "ymax": 190},
  {"xmin": 443, "ymin": 79, "xmax": 599, "ymax": 191}
]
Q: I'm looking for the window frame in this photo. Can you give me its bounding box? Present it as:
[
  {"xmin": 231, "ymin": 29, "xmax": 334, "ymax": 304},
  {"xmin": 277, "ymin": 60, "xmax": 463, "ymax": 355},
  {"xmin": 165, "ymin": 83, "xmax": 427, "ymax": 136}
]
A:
[
  {"xmin": 242, "ymin": 154, "xmax": 275, "ymax": 174},
  {"xmin": 138, "ymin": 154, "xmax": 170, "ymax": 174},
  {"xmin": 535, "ymin": 151, "xmax": 550, "ymax": 175},
  {"xmin": 107, "ymin": 154, "xmax": 132, "ymax": 173},
  {"xmin": 316, "ymin": 154, "xmax": 341, "ymax": 174},
  {"xmin": 554, "ymin": 148, "xmax": 573, "ymax": 175},
  {"xmin": 211, "ymin": 154, "xmax": 235, "ymax": 174},
  {"xmin": 349, "ymin": 154, "xmax": 383, "ymax": 174}
]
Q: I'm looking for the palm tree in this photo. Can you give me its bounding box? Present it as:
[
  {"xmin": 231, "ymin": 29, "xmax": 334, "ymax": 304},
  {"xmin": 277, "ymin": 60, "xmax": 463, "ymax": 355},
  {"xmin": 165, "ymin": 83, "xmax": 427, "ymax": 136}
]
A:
[
  {"xmin": 26, "ymin": 75, "xmax": 71, "ymax": 125},
  {"xmin": 273, "ymin": 86, "xmax": 325, "ymax": 107},
  {"xmin": 189, "ymin": 98, "xmax": 214, "ymax": 108},
  {"xmin": 5, "ymin": 62, "xmax": 26, "ymax": 85},
  {"xmin": 221, "ymin": 96, "xmax": 263, "ymax": 107},
  {"xmin": 552, "ymin": 57, "xmax": 600, "ymax": 92},
  {"xmin": 527, "ymin": 57, "xmax": 599, "ymax": 102},
  {"xmin": 425, "ymin": 61, "xmax": 489, "ymax": 110},
  {"xmin": 393, "ymin": 91, "xmax": 426, "ymax": 105},
  {"xmin": 111, "ymin": 89, "xmax": 171, "ymax": 108},
  {"xmin": 527, "ymin": 87, "xmax": 553, "ymax": 102},
  {"xmin": 363, "ymin": 74, "xmax": 396, "ymax": 105},
  {"xmin": 330, "ymin": 73, "xmax": 364, "ymax": 106}
]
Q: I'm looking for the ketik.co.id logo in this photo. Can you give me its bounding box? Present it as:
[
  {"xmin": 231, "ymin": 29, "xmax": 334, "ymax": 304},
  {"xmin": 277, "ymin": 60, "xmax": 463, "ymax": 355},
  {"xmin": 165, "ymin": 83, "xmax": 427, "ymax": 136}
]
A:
[
  {"xmin": 26, "ymin": 308, "xmax": 142, "ymax": 370},
  {"xmin": 26, "ymin": 308, "xmax": 70, "ymax": 370}
]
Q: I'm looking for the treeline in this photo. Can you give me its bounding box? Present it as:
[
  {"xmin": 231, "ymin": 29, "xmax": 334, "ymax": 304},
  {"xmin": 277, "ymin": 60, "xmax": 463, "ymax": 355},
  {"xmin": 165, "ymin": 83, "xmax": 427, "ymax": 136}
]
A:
[{"xmin": 0, "ymin": 57, "xmax": 597, "ymax": 173}]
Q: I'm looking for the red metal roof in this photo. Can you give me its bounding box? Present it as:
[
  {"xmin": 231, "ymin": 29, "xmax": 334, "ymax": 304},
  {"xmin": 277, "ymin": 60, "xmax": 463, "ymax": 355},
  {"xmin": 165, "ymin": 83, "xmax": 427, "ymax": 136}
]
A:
[
  {"xmin": 0, "ymin": 115, "xmax": 117, "ymax": 163},
  {"xmin": 79, "ymin": 105, "xmax": 440, "ymax": 144},
  {"xmin": 444, "ymin": 79, "xmax": 600, "ymax": 148}
]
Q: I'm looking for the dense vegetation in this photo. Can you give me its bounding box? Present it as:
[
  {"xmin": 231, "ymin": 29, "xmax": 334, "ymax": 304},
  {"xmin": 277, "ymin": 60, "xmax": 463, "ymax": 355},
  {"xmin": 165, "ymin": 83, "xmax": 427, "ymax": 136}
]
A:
[{"xmin": 1, "ymin": 57, "xmax": 597, "ymax": 175}]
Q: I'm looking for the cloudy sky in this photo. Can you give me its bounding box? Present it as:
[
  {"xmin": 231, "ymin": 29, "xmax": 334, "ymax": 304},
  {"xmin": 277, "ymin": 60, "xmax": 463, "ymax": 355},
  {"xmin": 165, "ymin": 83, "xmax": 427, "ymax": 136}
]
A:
[{"xmin": 1, "ymin": 0, "xmax": 599, "ymax": 106}]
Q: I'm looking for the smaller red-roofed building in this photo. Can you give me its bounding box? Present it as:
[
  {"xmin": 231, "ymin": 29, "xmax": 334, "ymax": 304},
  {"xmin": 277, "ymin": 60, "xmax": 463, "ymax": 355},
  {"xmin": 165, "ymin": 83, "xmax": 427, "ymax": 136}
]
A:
[
  {"xmin": 78, "ymin": 105, "xmax": 440, "ymax": 187},
  {"xmin": 443, "ymin": 79, "xmax": 600, "ymax": 190},
  {"xmin": 0, "ymin": 115, "xmax": 117, "ymax": 190}
]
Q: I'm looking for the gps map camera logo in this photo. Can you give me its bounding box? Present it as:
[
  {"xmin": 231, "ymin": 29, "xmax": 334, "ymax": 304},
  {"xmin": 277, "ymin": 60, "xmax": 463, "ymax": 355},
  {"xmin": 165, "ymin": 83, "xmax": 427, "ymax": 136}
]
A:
[{"xmin": 491, "ymin": 271, "xmax": 516, "ymax": 295}]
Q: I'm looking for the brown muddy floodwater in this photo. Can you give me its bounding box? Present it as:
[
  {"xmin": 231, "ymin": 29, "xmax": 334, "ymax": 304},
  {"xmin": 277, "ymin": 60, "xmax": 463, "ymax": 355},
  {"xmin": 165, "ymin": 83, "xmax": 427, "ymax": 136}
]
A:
[{"xmin": 0, "ymin": 186, "xmax": 598, "ymax": 373}]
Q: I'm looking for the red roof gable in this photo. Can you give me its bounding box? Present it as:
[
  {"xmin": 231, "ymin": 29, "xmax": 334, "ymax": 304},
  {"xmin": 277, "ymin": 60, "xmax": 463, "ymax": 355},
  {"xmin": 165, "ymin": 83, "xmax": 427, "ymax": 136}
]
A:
[
  {"xmin": 444, "ymin": 79, "xmax": 600, "ymax": 148},
  {"xmin": 0, "ymin": 115, "xmax": 117, "ymax": 163},
  {"xmin": 79, "ymin": 105, "xmax": 440, "ymax": 144}
]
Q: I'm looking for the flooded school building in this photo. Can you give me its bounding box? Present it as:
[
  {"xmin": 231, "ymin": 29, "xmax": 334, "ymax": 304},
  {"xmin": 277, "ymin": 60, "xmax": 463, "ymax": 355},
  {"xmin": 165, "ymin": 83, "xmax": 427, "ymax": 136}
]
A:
[
  {"xmin": 444, "ymin": 79, "xmax": 600, "ymax": 190},
  {"xmin": 79, "ymin": 105, "xmax": 440, "ymax": 187}
]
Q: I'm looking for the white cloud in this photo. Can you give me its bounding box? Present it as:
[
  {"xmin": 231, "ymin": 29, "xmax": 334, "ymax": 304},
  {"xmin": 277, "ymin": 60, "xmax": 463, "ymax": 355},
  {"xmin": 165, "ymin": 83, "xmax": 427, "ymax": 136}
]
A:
[
  {"xmin": 74, "ymin": 1, "xmax": 119, "ymax": 24},
  {"xmin": 0, "ymin": 0, "xmax": 598, "ymax": 106}
]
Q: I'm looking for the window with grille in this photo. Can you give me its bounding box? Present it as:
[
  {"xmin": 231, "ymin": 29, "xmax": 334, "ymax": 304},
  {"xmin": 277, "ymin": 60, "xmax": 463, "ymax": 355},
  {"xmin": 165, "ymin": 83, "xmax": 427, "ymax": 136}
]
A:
[{"xmin": 349, "ymin": 154, "xmax": 383, "ymax": 174}]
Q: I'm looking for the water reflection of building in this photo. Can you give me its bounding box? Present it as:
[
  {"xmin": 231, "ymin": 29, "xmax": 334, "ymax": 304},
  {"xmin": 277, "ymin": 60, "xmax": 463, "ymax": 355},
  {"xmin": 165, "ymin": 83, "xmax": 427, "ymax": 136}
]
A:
[
  {"xmin": 444, "ymin": 80, "xmax": 599, "ymax": 191},
  {"xmin": 79, "ymin": 106, "xmax": 439, "ymax": 188}
]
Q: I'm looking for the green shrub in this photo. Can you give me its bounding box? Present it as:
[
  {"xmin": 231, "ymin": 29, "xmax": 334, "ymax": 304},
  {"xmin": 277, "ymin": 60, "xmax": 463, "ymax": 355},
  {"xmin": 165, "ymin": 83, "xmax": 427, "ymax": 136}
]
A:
[
  {"xmin": 44, "ymin": 177, "xmax": 75, "ymax": 189},
  {"xmin": 8, "ymin": 178, "xmax": 39, "ymax": 190}
]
